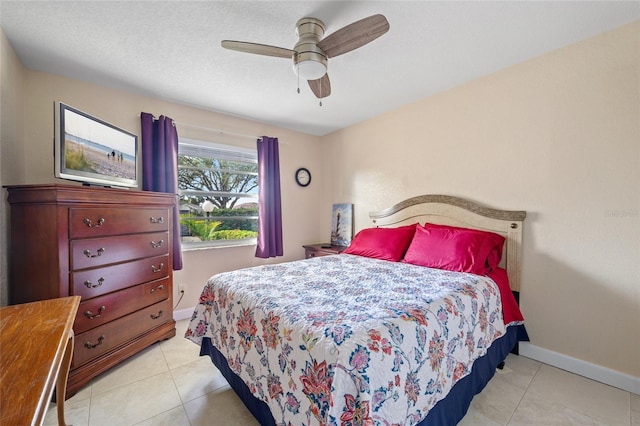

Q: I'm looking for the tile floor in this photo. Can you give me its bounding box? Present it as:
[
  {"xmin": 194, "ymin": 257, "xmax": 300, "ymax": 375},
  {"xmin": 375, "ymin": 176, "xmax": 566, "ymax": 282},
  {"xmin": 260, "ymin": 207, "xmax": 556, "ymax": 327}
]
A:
[{"xmin": 45, "ymin": 319, "xmax": 639, "ymax": 426}]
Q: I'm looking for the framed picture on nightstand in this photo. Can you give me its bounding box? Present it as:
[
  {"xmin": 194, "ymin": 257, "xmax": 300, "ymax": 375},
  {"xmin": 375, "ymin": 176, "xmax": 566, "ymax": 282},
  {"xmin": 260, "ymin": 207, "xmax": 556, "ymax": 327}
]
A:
[{"xmin": 330, "ymin": 203, "xmax": 353, "ymax": 246}]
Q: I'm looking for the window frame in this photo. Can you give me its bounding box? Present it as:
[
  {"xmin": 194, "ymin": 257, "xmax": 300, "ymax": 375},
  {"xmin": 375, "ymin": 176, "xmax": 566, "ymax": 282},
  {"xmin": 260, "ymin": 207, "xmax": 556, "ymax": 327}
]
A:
[{"xmin": 178, "ymin": 137, "xmax": 259, "ymax": 250}]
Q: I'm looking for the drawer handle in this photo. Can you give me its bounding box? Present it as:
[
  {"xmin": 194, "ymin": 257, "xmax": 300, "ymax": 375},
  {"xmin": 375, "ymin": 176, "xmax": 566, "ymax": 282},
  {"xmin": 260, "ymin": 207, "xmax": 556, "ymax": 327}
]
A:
[
  {"xmin": 149, "ymin": 217, "xmax": 164, "ymax": 224},
  {"xmin": 150, "ymin": 239, "xmax": 164, "ymax": 248},
  {"xmin": 84, "ymin": 277, "xmax": 105, "ymax": 289},
  {"xmin": 84, "ymin": 335, "xmax": 105, "ymax": 349},
  {"xmin": 151, "ymin": 263, "xmax": 164, "ymax": 273},
  {"xmin": 83, "ymin": 247, "xmax": 105, "ymax": 258},
  {"xmin": 150, "ymin": 284, "xmax": 164, "ymax": 294},
  {"xmin": 150, "ymin": 310, "xmax": 164, "ymax": 320},
  {"xmin": 83, "ymin": 217, "xmax": 105, "ymax": 228},
  {"xmin": 84, "ymin": 306, "xmax": 106, "ymax": 319}
]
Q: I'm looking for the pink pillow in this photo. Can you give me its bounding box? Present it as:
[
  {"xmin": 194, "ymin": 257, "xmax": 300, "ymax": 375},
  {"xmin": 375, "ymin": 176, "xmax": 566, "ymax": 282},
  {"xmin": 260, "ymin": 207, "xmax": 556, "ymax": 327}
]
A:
[
  {"xmin": 343, "ymin": 224, "xmax": 417, "ymax": 262},
  {"xmin": 404, "ymin": 223, "xmax": 505, "ymax": 275},
  {"xmin": 424, "ymin": 223, "xmax": 505, "ymax": 272}
]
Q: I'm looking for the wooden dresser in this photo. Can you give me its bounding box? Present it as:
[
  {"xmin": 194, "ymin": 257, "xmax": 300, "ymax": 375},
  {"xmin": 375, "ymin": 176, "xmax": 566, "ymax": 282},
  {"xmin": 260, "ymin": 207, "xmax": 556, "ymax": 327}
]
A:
[{"xmin": 6, "ymin": 184, "xmax": 176, "ymax": 398}]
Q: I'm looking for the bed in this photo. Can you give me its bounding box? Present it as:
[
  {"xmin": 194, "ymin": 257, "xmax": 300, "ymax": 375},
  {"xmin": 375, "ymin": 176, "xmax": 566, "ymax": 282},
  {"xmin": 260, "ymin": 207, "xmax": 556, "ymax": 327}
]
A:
[{"xmin": 186, "ymin": 194, "xmax": 528, "ymax": 425}]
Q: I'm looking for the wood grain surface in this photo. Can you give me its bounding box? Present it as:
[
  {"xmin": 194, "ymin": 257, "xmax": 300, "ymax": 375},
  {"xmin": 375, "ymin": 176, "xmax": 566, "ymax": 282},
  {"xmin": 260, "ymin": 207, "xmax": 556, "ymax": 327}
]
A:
[{"xmin": 0, "ymin": 296, "xmax": 80, "ymax": 425}]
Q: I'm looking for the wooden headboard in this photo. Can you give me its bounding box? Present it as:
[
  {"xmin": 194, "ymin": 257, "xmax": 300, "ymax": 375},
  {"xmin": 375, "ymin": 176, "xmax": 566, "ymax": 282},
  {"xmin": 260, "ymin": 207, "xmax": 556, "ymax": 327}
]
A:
[{"xmin": 369, "ymin": 195, "xmax": 526, "ymax": 292}]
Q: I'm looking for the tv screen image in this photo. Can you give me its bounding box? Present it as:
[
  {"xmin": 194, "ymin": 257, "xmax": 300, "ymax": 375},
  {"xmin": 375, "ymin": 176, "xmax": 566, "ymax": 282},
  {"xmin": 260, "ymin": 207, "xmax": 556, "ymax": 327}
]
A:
[{"xmin": 54, "ymin": 102, "xmax": 139, "ymax": 188}]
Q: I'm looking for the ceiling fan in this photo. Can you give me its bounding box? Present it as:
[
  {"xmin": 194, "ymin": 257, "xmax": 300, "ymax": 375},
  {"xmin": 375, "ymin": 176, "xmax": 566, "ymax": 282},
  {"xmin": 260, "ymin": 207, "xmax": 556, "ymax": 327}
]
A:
[{"xmin": 221, "ymin": 14, "xmax": 390, "ymax": 99}]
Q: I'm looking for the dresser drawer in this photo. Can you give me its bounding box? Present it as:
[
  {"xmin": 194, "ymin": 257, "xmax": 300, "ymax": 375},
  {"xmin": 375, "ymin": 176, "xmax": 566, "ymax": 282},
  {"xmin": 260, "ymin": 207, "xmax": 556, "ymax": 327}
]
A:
[
  {"xmin": 74, "ymin": 278, "xmax": 170, "ymax": 334},
  {"xmin": 69, "ymin": 207, "xmax": 170, "ymax": 238},
  {"xmin": 71, "ymin": 254, "xmax": 169, "ymax": 299},
  {"xmin": 73, "ymin": 299, "xmax": 172, "ymax": 367},
  {"xmin": 70, "ymin": 232, "xmax": 169, "ymax": 270}
]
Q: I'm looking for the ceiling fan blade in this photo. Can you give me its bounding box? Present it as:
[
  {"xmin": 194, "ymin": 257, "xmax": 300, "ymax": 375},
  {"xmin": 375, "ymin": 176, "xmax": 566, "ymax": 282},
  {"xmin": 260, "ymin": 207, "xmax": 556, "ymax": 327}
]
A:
[
  {"xmin": 221, "ymin": 40, "xmax": 294, "ymax": 59},
  {"xmin": 308, "ymin": 74, "xmax": 331, "ymax": 99},
  {"xmin": 317, "ymin": 14, "xmax": 389, "ymax": 58}
]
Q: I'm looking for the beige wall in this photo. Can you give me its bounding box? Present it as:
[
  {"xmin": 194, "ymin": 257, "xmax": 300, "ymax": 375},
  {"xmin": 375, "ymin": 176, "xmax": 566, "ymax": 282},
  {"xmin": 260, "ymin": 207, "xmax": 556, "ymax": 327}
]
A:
[
  {"xmin": 0, "ymin": 49, "xmax": 326, "ymax": 310},
  {"xmin": 322, "ymin": 21, "xmax": 640, "ymax": 377},
  {"xmin": 0, "ymin": 28, "xmax": 25, "ymax": 306}
]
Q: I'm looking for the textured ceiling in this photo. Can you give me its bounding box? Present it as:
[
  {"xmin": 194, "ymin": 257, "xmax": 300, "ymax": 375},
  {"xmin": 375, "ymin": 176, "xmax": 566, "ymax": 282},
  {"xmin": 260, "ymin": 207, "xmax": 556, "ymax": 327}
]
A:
[{"xmin": 1, "ymin": 1, "xmax": 638, "ymax": 136}]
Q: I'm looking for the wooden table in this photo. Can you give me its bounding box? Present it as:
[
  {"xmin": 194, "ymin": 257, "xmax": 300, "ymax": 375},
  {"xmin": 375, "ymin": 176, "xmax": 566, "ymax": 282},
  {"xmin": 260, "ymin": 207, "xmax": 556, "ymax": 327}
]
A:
[{"xmin": 0, "ymin": 296, "xmax": 80, "ymax": 426}]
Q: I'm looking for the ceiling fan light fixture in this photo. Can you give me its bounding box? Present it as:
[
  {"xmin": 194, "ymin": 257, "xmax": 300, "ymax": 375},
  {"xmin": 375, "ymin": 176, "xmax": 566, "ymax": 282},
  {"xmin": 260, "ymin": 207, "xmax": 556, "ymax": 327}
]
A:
[
  {"xmin": 294, "ymin": 58, "xmax": 327, "ymax": 80},
  {"xmin": 292, "ymin": 17, "xmax": 328, "ymax": 81},
  {"xmin": 293, "ymin": 49, "xmax": 328, "ymax": 80}
]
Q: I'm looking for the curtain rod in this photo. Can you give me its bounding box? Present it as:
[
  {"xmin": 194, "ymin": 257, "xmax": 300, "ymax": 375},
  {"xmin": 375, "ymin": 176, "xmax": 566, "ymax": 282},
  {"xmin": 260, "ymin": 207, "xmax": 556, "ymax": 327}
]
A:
[
  {"xmin": 174, "ymin": 121, "xmax": 262, "ymax": 141},
  {"xmin": 139, "ymin": 114, "xmax": 262, "ymax": 141}
]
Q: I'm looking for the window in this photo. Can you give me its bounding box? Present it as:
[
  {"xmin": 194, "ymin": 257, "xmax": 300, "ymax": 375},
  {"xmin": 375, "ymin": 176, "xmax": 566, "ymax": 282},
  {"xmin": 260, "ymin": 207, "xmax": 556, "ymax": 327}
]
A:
[{"xmin": 178, "ymin": 138, "xmax": 258, "ymax": 248}]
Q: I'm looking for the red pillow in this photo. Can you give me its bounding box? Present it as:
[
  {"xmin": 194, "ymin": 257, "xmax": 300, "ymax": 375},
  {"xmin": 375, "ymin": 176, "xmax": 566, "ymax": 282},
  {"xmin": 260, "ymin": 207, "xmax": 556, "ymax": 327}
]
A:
[
  {"xmin": 343, "ymin": 224, "xmax": 417, "ymax": 262},
  {"xmin": 424, "ymin": 223, "xmax": 505, "ymax": 272},
  {"xmin": 403, "ymin": 223, "xmax": 505, "ymax": 275}
]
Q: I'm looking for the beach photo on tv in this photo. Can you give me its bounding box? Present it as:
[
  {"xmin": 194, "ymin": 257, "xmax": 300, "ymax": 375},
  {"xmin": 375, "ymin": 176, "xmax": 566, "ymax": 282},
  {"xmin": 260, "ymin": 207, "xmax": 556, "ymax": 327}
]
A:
[{"xmin": 63, "ymin": 108, "xmax": 136, "ymax": 180}]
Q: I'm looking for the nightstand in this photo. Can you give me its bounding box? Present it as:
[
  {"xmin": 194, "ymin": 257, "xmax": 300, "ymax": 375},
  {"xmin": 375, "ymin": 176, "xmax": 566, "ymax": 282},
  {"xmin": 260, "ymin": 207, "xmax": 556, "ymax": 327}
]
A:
[{"xmin": 303, "ymin": 243, "xmax": 348, "ymax": 259}]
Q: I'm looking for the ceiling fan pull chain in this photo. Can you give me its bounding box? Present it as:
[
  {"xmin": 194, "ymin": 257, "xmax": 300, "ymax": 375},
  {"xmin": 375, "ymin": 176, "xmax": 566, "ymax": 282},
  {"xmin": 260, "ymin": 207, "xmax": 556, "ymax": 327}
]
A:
[{"xmin": 297, "ymin": 64, "xmax": 301, "ymax": 94}]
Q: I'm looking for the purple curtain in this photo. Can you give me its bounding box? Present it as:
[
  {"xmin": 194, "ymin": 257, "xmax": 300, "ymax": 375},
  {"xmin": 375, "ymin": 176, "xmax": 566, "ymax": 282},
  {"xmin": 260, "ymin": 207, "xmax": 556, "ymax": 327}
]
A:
[
  {"xmin": 255, "ymin": 136, "xmax": 283, "ymax": 258},
  {"xmin": 140, "ymin": 112, "xmax": 183, "ymax": 270}
]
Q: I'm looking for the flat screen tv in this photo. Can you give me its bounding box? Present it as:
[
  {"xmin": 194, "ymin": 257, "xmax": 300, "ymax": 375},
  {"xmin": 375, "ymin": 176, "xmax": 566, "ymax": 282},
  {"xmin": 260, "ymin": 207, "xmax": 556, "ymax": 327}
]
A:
[{"xmin": 54, "ymin": 101, "xmax": 139, "ymax": 188}]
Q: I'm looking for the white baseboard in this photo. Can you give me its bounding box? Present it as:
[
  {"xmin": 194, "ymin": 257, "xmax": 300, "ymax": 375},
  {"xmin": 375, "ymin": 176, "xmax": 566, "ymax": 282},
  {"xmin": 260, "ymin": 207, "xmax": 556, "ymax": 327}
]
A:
[
  {"xmin": 173, "ymin": 307, "xmax": 195, "ymax": 321},
  {"xmin": 519, "ymin": 342, "xmax": 640, "ymax": 395}
]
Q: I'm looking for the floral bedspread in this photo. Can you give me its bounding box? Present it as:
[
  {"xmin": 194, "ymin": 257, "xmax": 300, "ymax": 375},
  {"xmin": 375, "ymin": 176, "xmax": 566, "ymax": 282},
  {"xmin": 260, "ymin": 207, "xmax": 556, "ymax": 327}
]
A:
[{"xmin": 185, "ymin": 254, "xmax": 507, "ymax": 425}]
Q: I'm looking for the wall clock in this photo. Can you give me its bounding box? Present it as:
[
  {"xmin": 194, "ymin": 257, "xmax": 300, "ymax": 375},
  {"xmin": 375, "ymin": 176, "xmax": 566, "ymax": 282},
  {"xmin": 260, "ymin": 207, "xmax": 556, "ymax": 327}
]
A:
[{"xmin": 295, "ymin": 167, "xmax": 311, "ymax": 187}]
